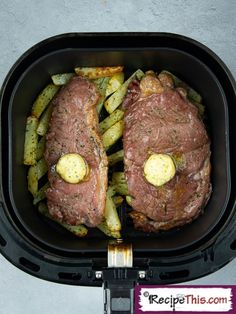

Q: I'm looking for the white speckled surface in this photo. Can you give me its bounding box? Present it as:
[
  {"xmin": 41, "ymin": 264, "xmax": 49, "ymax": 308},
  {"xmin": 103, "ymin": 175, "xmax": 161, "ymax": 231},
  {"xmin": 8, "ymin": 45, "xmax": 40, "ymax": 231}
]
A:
[{"xmin": 0, "ymin": 1, "xmax": 235, "ymax": 313}]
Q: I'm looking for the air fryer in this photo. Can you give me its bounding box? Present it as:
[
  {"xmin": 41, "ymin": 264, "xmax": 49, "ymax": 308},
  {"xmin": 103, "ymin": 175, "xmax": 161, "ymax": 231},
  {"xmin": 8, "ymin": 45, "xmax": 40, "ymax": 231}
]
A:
[{"xmin": 0, "ymin": 33, "xmax": 235, "ymax": 314}]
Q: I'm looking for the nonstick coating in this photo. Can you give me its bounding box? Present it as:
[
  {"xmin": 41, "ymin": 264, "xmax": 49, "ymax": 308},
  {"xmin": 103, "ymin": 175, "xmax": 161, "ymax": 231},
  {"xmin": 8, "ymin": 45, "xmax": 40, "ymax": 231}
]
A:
[{"xmin": 0, "ymin": 33, "xmax": 231, "ymax": 254}]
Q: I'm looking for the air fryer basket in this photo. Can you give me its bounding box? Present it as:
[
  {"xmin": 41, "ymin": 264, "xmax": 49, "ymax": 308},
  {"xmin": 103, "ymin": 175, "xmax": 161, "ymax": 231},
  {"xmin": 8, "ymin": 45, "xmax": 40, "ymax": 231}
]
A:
[{"xmin": 0, "ymin": 33, "xmax": 236, "ymax": 312}]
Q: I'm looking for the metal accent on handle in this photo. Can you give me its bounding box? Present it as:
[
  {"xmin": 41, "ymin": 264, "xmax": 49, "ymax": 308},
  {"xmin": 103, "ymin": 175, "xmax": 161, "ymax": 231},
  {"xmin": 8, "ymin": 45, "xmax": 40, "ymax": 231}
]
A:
[{"xmin": 108, "ymin": 240, "xmax": 133, "ymax": 268}]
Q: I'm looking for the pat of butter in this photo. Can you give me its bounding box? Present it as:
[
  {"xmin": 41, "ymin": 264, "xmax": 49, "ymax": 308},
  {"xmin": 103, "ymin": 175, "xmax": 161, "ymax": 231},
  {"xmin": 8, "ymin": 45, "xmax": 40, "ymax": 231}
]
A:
[
  {"xmin": 56, "ymin": 153, "xmax": 89, "ymax": 184},
  {"xmin": 144, "ymin": 153, "xmax": 176, "ymax": 187}
]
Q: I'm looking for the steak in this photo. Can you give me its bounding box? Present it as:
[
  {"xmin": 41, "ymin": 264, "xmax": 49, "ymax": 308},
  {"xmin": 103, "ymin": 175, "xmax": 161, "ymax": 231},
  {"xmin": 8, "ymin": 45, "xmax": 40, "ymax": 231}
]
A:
[
  {"xmin": 123, "ymin": 74, "xmax": 211, "ymax": 231},
  {"xmin": 44, "ymin": 76, "xmax": 108, "ymax": 227}
]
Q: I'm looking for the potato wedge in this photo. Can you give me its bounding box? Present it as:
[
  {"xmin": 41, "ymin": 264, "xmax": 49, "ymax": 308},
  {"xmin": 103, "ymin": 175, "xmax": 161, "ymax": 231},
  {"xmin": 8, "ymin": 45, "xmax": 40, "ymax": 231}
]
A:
[
  {"xmin": 98, "ymin": 220, "xmax": 121, "ymax": 238},
  {"xmin": 111, "ymin": 172, "xmax": 129, "ymax": 195},
  {"xmin": 38, "ymin": 202, "xmax": 88, "ymax": 237},
  {"xmin": 107, "ymin": 185, "xmax": 116, "ymax": 198},
  {"xmin": 51, "ymin": 73, "xmax": 74, "ymax": 85},
  {"xmin": 93, "ymin": 77, "xmax": 106, "ymax": 87},
  {"xmin": 108, "ymin": 149, "xmax": 124, "ymax": 166},
  {"xmin": 74, "ymin": 66, "xmax": 123, "ymax": 79},
  {"xmin": 112, "ymin": 172, "xmax": 127, "ymax": 184},
  {"xmin": 94, "ymin": 77, "xmax": 110, "ymax": 114},
  {"xmin": 27, "ymin": 158, "xmax": 47, "ymax": 196},
  {"xmin": 126, "ymin": 195, "xmax": 133, "ymax": 206},
  {"xmin": 112, "ymin": 196, "xmax": 123, "ymax": 207},
  {"xmin": 61, "ymin": 222, "xmax": 88, "ymax": 237},
  {"xmin": 104, "ymin": 190, "xmax": 121, "ymax": 232},
  {"xmin": 31, "ymin": 84, "xmax": 59, "ymax": 118},
  {"xmin": 105, "ymin": 72, "xmax": 125, "ymax": 97},
  {"xmin": 37, "ymin": 158, "xmax": 48, "ymax": 180},
  {"xmin": 36, "ymin": 136, "xmax": 46, "ymax": 160},
  {"xmin": 37, "ymin": 103, "xmax": 53, "ymax": 136},
  {"xmin": 37, "ymin": 202, "xmax": 48, "ymax": 215},
  {"xmin": 112, "ymin": 183, "xmax": 129, "ymax": 196},
  {"xmin": 23, "ymin": 116, "xmax": 39, "ymax": 165},
  {"xmin": 99, "ymin": 109, "xmax": 124, "ymax": 134},
  {"xmin": 56, "ymin": 153, "xmax": 89, "ymax": 184},
  {"xmin": 33, "ymin": 182, "xmax": 50, "ymax": 205},
  {"xmin": 97, "ymin": 97, "xmax": 105, "ymax": 115},
  {"xmin": 192, "ymin": 101, "xmax": 205, "ymax": 117},
  {"xmin": 104, "ymin": 69, "xmax": 144, "ymax": 114},
  {"xmin": 28, "ymin": 165, "xmax": 38, "ymax": 196},
  {"xmin": 102, "ymin": 120, "xmax": 124, "ymax": 151}
]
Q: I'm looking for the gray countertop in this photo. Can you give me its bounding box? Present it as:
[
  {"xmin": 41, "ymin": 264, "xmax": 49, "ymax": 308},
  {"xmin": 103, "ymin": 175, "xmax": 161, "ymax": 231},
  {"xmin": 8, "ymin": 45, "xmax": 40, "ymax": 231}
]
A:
[{"xmin": 0, "ymin": 1, "xmax": 235, "ymax": 313}]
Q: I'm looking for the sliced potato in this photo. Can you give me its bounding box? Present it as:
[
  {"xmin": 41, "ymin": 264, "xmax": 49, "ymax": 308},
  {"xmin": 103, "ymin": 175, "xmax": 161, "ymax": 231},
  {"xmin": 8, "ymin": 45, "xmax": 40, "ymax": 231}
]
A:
[
  {"xmin": 188, "ymin": 89, "xmax": 202, "ymax": 104},
  {"xmin": 51, "ymin": 73, "xmax": 74, "ymax": 85},
  {"xmin": 97, "ymin": 97, "xmax": 105, "ymax": 115},
  {"xmin": 33, "ymin": 182, "xmax": 50, "ymax": 205},
  {"xmin": 105, "ymin": 72, "xmax": 125, "ymax": 97},
  {"xmin": 31, "ymin": 84, "xmax": 59, "ymax": 118},
  {"xmin": 37, "ymin": 158, "xmax": 48, "ymax": 180},
  {"xmin": 28, "ymin": 165, "xmax": 38, "ymax": 196},
  {"xmin": 192, "ymin": 101, "xmax": 205, "ymax": 117},
  {"xmin": 37, "ymin": 103, "xmax": 53, "ymax": 136},
  {"xmin": 111, "ymin": 172, "xmax": 129, "ymax": 195},
  {"xmin": 144, "ymin": 153, "xmax": 176, "ymax": 187},
  {"xmin": 108, "ymin": 149, "xmax": 124, "ymax": 166},
  {"xmin": 94, "ymin": 77, "xmax": 111, "ymax": 90},
  {"xmin": 102, "ymin": 120, "xmax": 124, "ymax": 151},
  {"xmin": 93, "ymin": 77, "xmax": 106, "ymax": 87},
  {"xmin": 126, "ymin": 195, "xmax": 133, "ymax": 206},
  {"xmin": 104, "ymin": 190, "xmax": 121, "ymax": 232},
  {"xmin": 98, "ymin": 220, "xmax": 121, "ymax": 238},
  {"xmin": 99, "ymin": 186, "xmax": 122, "ymax": 234},
  {"xmin": 94, "ymin": 77, "xmax": 110, "ymax": 114},
  {"xmin": 56, "ymin": 153, "xmax": 89, "ymax": 184},
  {"xmin": 112, "ymin": 196, "xmax": 123, "ymax": 207},
  {"xmin": 36, "ymin": 136, "xmax": 46, "ymax": 160},
  {"xmin": 23, "ymin": 116, "xmax": 39, "ymax": 165},
  {"xmin": 38, "ymin": 202, "xmax": 50, "ymax": 217},
  {"xmin": 99, "ymin": 109, "xmax": 124, "ymax": 133},
  {"xmin": 62, "ymin": 222, "xmax": 88, "ymax": 237},
  {"xmin": 112, "ymin": 172, "xmax": 127, "ymax": 184},
  {"xmin": 104, "ymin": 69, "xmax": 144, "ymax": 114},
  {"xmin": 112, "ymin": 183, "xmax": 129, "ymax": 196},
  {"xmin": 74, "ymin": 66, "xmax": 123, "ymax": 79},
  {"xmin": 27, "ymin": 158, "xmax": 47, "ymax": 196},
  {"xmin": 111, "ymin": 173, "xmax": 128, "ymax": 195},
  {"xmin": 107, "ymin": 185, "xmax": 116, "ymax": 198},
  {"xmin": 38, "ymin": 202, "xmax": 88, "ymax": 237}
]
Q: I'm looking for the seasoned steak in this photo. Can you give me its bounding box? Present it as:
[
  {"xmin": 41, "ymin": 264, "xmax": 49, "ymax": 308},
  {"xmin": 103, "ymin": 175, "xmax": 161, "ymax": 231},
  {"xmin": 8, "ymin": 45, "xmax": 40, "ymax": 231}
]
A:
[
  {"xmin": 123, "ymin": 74, "xmax": 211, "ymax": 231},
  {"xmin": 44, "ymin": 76, "xmax": 108, "ymax": 227}
]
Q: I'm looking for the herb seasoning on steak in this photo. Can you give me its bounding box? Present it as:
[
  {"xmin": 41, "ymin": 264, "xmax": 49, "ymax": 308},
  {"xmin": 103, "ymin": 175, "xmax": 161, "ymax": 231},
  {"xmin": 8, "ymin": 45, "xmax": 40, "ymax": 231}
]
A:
[
  {"xmin": 44, "ymin": 76, "xmax": 108, "ymax": 227},
  {"xmin": 123, "ymin": 73, "xmax": 211, "ymax": 231}
]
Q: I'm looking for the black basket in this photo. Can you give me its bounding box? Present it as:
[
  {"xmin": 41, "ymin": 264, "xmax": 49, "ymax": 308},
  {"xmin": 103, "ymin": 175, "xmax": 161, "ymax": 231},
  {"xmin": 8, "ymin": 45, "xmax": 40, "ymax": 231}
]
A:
[{"xmin": 0, "ymin": 33, "xmax": 236, "ymax": 313}]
